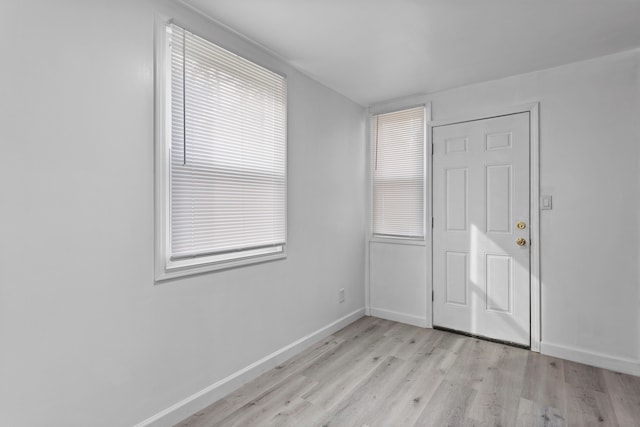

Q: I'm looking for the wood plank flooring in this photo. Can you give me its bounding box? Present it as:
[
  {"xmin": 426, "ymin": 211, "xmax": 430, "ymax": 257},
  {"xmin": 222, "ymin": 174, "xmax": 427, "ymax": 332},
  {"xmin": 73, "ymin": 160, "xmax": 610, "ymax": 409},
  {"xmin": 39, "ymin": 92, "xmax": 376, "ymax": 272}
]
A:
[{"xmin": 176, "ymin": 316, "xmax": 640, "ymax": 426}]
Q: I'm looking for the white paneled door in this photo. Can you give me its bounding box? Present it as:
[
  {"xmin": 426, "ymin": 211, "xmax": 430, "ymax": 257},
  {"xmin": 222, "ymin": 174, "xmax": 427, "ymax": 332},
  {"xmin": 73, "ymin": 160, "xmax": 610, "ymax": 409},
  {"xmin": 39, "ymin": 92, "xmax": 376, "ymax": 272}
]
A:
[{"xmin": 432, "ymin": 113, "xmax": 530, "ymax": 346}]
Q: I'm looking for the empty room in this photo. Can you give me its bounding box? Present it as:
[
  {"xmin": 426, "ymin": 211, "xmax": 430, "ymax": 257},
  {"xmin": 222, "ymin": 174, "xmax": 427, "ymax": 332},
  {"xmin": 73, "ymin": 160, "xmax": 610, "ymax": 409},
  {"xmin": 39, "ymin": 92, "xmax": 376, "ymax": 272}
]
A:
[{"xmin": 3, "ymin": 0, "xmax": 640, "ymax": 426}]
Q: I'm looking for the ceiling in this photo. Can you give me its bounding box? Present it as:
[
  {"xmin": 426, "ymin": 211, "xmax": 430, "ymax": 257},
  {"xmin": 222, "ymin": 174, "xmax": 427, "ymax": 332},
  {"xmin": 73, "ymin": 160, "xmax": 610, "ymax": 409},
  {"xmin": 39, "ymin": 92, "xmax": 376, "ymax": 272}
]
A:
[{"xmin": 184, "ymin": 0, "xmax": 640, "ymax": 106}]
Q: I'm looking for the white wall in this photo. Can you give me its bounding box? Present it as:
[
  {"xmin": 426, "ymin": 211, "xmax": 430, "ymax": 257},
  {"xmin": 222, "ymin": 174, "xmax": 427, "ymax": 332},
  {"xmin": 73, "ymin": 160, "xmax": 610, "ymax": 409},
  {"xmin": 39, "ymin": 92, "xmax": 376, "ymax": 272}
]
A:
[
  {"xmin": 369, "ymin": 242, "xmax": 428, "ymax": 326},
  {"xmin": 428, "ymin": 50, "xmax": 640, "ymax": 371},
  {"xmin": 0, "ymin": 1, "xmax": 366, "ymax": 426}
]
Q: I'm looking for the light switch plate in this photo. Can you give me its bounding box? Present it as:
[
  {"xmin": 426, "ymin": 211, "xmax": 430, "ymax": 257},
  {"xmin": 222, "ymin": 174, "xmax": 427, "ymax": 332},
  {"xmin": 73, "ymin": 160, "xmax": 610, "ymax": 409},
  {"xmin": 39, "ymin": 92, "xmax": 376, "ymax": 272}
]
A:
[{"xmin": 541, "ymin": 195, "xmax": 552, "ymax": 210}]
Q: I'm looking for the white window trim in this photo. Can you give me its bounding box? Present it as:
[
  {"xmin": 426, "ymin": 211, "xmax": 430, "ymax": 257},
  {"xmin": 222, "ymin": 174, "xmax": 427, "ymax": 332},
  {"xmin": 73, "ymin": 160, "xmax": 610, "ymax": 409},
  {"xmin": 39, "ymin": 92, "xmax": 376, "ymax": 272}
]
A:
[
  {"xmin": 368, "ymin": 99, "xmax": 431, "ymax": 245},
  {"xmin": 369, "ymin": 236, "xmax": 427, "ymax": 246},
  {"xmin": 154, "ymin": 16, "xmax": 287, "ymax": 282}
]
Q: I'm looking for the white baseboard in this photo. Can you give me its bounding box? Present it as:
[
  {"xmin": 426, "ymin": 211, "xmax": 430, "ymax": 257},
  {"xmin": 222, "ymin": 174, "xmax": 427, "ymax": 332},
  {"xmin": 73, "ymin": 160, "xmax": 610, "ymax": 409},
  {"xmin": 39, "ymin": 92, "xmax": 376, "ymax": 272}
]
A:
[
  {"xmin": 541, "ymin": 341, "xmax": 640, "ymax": 376},
  {"xmin": 134, "ymin": 308, "xmax": 366, "ymax": 427},
  {"xmin": 369, "ymin": 307, "xmax": 429, "ymax": 328}
]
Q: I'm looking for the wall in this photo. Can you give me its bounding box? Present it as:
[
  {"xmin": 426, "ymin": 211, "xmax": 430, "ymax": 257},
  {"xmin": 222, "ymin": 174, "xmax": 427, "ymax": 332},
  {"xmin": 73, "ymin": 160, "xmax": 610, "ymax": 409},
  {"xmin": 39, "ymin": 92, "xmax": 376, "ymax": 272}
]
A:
[
  {"xmin": 0, "ymin": 1, "xmax": 367, "ymax": 426},
  {"xmin": 427, "ymin": 49, "xmax": 640, "ymax": 372},
  {"xmin": 369, "ymin": 241, "xmax": 428, "ymax": 326}
]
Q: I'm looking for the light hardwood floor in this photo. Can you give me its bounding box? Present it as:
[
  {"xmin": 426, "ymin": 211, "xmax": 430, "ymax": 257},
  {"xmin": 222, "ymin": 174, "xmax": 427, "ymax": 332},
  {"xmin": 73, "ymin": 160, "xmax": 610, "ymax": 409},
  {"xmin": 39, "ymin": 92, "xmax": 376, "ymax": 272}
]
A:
[{"xmin": 176, "ymin": 316, "xmax": 640, "ymax": 426}]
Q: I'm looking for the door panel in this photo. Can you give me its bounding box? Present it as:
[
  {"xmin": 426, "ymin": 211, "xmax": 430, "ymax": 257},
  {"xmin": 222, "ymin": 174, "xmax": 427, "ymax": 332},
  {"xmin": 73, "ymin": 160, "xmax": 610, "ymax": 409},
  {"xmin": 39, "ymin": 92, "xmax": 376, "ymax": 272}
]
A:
[
  {"xmin": 445, "ymin": 168, "xmax": 468, "ymax": 231},
  {"xmin": 432, "ymin": 112, "xmax": 530, "ymax": 346},
  {"xmin": 445, "ymin": 251, "xmax": 468, "ymax": 305},
  {"xmin": 486, "ymin": 164, "xmax": 511, "ymax": 232},
  {"xmin": 485, "ymin": 254, "xmax": 512, "ymax": 313}
]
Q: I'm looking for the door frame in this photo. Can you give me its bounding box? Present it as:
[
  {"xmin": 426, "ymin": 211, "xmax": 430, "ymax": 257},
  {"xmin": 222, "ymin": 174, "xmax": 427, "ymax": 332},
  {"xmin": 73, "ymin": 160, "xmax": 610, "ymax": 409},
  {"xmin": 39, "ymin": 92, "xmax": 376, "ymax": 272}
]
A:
[{"xmin": 426, "ymin": 103, "xmax": 540, "ymax": 352}]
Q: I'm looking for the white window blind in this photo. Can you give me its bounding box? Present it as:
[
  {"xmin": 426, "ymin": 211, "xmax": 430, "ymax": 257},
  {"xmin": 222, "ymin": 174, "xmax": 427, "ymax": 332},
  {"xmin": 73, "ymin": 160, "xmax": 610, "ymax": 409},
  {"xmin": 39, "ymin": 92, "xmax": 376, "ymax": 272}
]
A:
[
  {"xmin": 167, "ymin": 23, "xmax": 287, "ymax": 264},
  {"xmin": 372, "ymin": 107, "xmax": 425, "ymax": 238}
]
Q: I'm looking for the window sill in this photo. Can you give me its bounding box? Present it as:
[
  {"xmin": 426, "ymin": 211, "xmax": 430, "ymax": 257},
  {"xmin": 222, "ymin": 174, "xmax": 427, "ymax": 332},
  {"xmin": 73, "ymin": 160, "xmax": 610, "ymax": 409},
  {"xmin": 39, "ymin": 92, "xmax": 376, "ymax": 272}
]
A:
[
  {"xmin": 155, "ymin": 250, "xmax": 286, "ymax": 282},
  {"xmin": 369, "ymin": 236, "xmax": 426, "ymax": 247}
]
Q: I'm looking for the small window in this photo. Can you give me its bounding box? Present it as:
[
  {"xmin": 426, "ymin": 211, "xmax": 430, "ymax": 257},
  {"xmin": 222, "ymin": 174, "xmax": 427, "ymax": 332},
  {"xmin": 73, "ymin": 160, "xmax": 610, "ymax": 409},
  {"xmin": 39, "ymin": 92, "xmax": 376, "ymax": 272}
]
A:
[
  {"xmin": 372, "ymin": 107, "xmax": 425, "ymax": 239},
  {"xmin": 155, "ymin": 21, "xmax": 287, "ymax": 280}
]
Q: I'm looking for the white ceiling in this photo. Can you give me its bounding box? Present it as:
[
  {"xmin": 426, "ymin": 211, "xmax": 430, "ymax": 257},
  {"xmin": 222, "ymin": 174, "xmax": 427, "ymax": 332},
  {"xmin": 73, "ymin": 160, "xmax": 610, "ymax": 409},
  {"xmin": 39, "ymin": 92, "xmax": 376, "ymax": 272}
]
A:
[{"xmin": 184, "ymin": 0, "xmax": 640, "ymax": 106}]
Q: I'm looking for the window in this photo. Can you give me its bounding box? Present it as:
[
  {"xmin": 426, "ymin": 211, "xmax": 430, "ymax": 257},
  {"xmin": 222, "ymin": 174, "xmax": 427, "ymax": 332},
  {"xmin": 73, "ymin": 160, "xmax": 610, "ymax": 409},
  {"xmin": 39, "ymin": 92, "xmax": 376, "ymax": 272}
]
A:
[
  {"xmin": 155, "ymin": 21, "xmax": 287, "ymax": 280},
  {"xmin": 371, "ymin": 106, "xmax": 425, "ymax": 239}
]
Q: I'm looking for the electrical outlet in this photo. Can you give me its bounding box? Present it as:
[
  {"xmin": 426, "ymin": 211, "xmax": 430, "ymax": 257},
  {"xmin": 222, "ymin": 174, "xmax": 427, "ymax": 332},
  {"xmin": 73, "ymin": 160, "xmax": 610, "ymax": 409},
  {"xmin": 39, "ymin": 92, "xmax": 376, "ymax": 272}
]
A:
[{"xmin": 339, "ymin": 288, "xmax": 345, "ymax": 303}]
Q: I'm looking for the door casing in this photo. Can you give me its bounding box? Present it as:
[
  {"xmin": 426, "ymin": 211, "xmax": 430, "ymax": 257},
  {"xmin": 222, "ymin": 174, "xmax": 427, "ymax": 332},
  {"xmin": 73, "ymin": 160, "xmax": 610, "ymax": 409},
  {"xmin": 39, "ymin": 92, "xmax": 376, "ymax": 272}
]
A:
[{"xmin": 426, "ymin": 103, "xmax": 540, "ymax": 352}]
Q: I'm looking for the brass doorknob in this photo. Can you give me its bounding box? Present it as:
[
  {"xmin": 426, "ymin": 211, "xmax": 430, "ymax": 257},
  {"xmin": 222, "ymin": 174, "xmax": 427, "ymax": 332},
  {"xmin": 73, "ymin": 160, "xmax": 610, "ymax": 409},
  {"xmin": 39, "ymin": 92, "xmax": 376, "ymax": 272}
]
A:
[
  {"xmin": 516, "ymin": 237, "xmax": 527, "ymax": 246},
  {"xmin": 516, "ymin": 221, "xmax": 526, "ymax": 230}
]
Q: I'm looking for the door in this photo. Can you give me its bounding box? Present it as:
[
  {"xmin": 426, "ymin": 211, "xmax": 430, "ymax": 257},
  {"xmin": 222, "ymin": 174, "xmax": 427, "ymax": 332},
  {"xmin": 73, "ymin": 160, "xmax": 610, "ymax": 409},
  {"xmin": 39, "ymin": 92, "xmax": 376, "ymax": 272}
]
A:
[{"xmin": 432, "ymin": 112, "xmax": 530, "ymax": 346}]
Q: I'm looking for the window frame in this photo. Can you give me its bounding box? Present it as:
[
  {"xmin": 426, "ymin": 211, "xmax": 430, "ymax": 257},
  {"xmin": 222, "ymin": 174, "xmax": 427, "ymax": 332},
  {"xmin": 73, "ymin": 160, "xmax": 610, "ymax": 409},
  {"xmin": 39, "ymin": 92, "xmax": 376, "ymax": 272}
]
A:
[
  {"xmin": 154, "ymin": 17, "xmax": 288, "ymax": 281},
  {"xmin": 369, "ymin": 101, "xmax": 430, "ymax": 245}
]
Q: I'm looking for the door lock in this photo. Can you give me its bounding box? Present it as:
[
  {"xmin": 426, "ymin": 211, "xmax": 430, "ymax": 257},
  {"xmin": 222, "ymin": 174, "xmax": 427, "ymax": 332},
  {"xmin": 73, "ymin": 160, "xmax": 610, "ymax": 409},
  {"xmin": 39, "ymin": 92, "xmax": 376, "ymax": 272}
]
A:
[{"xmin": 516, "ymin": 221, "xmax": 526, "ymax": 230}]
